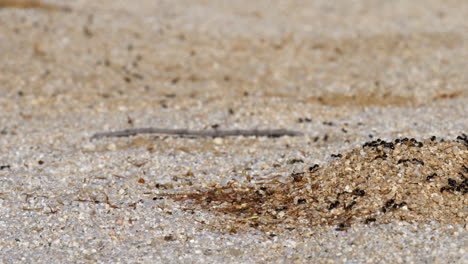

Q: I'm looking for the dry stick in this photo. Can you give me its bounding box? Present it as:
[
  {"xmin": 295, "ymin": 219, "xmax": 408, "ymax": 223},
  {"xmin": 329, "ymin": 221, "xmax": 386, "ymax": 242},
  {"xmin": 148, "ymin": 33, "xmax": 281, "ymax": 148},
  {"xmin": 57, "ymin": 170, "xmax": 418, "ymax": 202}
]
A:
[
  {"xmin": 91, "ymin": 128, "xmax": 303, "ymax": 139},
  {"xmin": 0, "ymin": 0, "xmax": 71, "ymax": 12}
]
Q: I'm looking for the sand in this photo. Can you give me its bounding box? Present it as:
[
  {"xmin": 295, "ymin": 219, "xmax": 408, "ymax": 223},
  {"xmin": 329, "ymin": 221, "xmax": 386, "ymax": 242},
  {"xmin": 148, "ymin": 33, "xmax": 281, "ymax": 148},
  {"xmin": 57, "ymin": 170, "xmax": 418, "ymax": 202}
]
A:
[{"xmin": 0, "ymin": 0, "xmax": 467, "ymax": 263}]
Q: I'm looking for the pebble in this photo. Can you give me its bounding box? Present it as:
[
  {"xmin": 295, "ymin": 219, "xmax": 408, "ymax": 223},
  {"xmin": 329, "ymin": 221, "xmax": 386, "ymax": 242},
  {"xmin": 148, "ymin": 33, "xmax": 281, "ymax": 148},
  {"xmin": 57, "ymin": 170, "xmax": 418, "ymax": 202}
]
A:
[
  {"xmin": 213, "ymin": 138, "xmax": 223, "ymax": 145},
  {"xmin": 107, "ymin": 143, "xmax": 117, "ymax": 151},
  {"xmin": 82, "ymin": 143, "xmax": 96, "ymax": 152}
]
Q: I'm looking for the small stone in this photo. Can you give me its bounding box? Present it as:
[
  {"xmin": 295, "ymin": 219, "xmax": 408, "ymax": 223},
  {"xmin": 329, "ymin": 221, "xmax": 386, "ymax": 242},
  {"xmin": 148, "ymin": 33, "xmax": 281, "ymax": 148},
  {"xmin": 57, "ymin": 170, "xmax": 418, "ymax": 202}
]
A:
[
  {"xmin": 106, "ymin": 143, "xmax": 117, "ymax": 151},
  {"xmin": 213, "ymin": 137, "xmax": 223, "ymax": 145},
  {"xmin": 83, "ymin": 143, "xmax": 96, "ymax": 151}
]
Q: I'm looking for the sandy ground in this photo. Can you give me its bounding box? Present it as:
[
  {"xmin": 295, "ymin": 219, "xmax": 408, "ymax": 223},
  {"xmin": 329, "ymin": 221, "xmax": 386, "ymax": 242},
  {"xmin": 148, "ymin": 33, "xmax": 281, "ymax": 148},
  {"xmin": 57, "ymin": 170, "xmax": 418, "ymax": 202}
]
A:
[{"xmin": 0, "ymin": 0, "xmax": 467, "ymax": 263}]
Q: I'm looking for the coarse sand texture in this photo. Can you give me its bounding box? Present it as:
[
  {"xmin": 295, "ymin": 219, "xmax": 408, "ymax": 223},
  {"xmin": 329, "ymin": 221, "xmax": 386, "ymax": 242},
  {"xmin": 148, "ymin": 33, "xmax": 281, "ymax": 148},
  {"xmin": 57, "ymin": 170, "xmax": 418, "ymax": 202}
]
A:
[{"xmin": 0, "ymin": 0, "xmax": 467, "ymax": 263}]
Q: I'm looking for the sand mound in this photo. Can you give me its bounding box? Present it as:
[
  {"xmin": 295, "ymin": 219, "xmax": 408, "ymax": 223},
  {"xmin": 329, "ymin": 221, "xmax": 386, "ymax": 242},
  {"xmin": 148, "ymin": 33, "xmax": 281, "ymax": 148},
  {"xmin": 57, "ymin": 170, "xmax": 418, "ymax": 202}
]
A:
[{"xmin": 169, "ymin": 135, "xmax": 467, "ymax": 232}]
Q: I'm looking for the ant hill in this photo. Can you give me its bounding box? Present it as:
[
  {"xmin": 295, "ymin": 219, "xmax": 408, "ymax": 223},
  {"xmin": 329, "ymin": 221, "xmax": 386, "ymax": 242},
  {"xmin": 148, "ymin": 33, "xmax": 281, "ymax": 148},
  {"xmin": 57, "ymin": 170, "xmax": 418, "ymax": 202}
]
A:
[{"xmin": 167, "ymin": 135, "xmax": 467, "ymax": 234}]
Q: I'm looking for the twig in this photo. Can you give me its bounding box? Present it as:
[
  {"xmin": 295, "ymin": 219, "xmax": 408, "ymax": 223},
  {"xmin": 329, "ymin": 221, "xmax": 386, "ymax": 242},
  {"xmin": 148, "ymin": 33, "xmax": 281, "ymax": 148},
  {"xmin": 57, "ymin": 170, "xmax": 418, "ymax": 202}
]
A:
[
  {"xmin": 0, "ymin": 0, "xmax": 71, "ymax": 12},
  {"xmin": 91, "ymin": 128, "xmax": 303, "ymax": 139}
]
